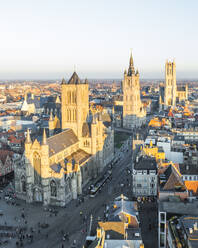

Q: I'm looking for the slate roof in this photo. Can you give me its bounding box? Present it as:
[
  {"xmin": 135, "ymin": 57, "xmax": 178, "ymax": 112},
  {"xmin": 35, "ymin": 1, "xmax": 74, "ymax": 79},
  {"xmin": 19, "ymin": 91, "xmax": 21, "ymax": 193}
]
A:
[
  {"xmin": 68, "ymin": 72, "xmax": 81, "ymax": 84},
  {"xmin": 48, "ymin": 129, "xmax": 78, "ymax": 156},
  {"xmin": 27, "ymin": 96, "xmax": 47, "ymax": 109},
  {"xmin": 113, "ymin": 200, "xmax": 138, "ymax": 217},
  {"xmin": 66, "ymin": 149, "xmax": 91, "ymax": 165},
  {"xmin": 179, "ymin": 216, "xmax": 198, "ymax": 248},
  {"xmin": 179, "ymin": 163, "xmax": 198, "ymax": 175},
  {"xmin": 50, "ymin": 149, "xmax": 91, "ymax": 173},
  {"xmin": 108, "ymin": 196, "xmax": 139, "ymax": 222},
  {"xmin": 162, "ymin": 164, "xmax": 184, "ymax": 190},
  {"xmin": 134, "ymin": 156, "xmax": 157, "ymax": 170},
  {"xmin": 50, "ymin": 163, "xmax": 62, "ymax": 173},
  {"xmin": 82, "ymin": 122, "xmax": 91, "ymax": 137}
]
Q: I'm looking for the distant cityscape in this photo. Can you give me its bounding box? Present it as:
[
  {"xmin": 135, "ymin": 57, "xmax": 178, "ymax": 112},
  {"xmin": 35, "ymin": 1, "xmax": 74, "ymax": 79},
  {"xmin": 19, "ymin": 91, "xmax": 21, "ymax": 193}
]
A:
[{"xmin": 0, "ymin": 52, "xmax": 198, "ymax": 248}]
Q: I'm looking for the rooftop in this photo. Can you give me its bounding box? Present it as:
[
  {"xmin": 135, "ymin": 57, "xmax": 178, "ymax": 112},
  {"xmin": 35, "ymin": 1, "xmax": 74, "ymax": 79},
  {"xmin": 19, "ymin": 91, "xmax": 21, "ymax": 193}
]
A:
[
  {"xmin": 179, "ymin": 163, "xmax": 198, "ymax": 175},
  {"xmin": 159, "ymin": 200, "xmax": 198, "ymax": 215},
  {"xmin": 48, "ymin": 129, "xmax": 78, "ymax": 156},
  {"xmin": 168, "ymin": 215, "xmax": 198, "ymax": 248},
  {"xmin": 134, "ymin": 156, "xmax": 157, "ymax": 171},
  {"xmin": 104, "ymin": 239, "xmax": 143, "ymax": 248}
]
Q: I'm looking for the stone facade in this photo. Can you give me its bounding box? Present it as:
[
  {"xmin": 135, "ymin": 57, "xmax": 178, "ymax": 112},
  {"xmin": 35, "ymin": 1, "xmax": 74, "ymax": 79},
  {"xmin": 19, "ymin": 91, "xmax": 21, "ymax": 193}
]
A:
[
  {"xmin": 132, "ymin": 156, "xmax": 158, "ymax": 197},
  {"xmin": 14, "ymin": 72, "xmax": 114, "ymax": 206},
  {"xmin": 160, "ymin": 60, "xmax": 188, "ymax": 110},
  {"xmin": 122, "ymin": 53, "xmax": 146, "ymax": 129},
  {"xmin": 164, "ymin": 61, "xmax": 177, "ymax": 108}
]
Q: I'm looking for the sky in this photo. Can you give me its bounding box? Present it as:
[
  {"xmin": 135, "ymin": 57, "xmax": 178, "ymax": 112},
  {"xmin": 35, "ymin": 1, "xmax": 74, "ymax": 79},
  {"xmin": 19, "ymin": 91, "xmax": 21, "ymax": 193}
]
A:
[{"xmin": 0, "ymin": 0, "xmax": 198, "ymax": 80}]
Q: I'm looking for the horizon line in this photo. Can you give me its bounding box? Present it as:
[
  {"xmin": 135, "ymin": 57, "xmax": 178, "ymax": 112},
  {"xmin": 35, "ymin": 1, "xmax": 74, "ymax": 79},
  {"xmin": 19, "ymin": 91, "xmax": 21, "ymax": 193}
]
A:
[{"xmin": 0, "ymin": 78, "xmax": 198, "ymax": 82}]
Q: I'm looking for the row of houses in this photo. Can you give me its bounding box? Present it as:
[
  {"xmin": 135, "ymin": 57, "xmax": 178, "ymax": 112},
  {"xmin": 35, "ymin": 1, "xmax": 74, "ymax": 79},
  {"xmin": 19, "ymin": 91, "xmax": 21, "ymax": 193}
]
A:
[{"xmin": 132, "ymin": 106, "xmax": 198, "ymax": 248}]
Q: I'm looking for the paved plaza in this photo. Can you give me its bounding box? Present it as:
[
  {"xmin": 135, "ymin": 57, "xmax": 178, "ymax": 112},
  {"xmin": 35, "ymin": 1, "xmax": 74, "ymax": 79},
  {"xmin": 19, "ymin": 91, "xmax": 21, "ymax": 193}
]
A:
[{"xmin": 0, "ymin": 149, "xmax": 132, "ymax": 248}]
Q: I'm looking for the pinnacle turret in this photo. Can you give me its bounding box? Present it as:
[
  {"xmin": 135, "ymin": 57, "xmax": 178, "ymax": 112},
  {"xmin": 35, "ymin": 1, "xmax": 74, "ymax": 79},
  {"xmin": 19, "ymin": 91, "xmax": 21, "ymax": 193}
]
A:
[
  {"xmin": 61, "ymin": 78, "xmax": 66, "ymax": 84},
  {"xmin": 128, "ymin": 51, "xmax": 135, "ymax": 76},
  {"xmin": 25, "ymin": 129, "xmax": 32, "ymax": 144},
  {"xmin": 129, "ymin": 52, "xmax": 134, "ymax": 67},
  {"xmin": 50, "ymin": 111, "xmax": 53, "ymax": 121},
  {"xmin": 42, "ymin": 128, "xmax": 47, "ymax": 145}
]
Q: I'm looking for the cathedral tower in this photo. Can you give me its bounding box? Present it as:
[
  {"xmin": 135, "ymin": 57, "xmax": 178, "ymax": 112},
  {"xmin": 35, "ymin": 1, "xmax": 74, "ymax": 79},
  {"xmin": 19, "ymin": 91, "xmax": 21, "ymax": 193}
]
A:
[
  {"xmin": 122, "ymin": 52, "xmax": 146, "ymax": 129},
  {"xmin": 164, "ymin": 60, "xmax": 176, "ymax": 108},
  {"xmin": 61, "ymin": 72, "xmax": 89, "ymax": 139}
]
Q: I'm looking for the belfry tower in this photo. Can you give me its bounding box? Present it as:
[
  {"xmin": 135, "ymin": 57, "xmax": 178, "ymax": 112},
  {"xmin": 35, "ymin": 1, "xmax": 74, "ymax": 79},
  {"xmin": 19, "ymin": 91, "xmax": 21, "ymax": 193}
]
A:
[
  {"xmin": 164, "ymin": 60, "xmax": 177, "ymax": 108},
  {"xmin": 122, "ymin": 52, "xmax": 146, "ymax": 129},
  {"xmin": 61, "ymin": 72, "xmax": 89, "ymax": 138}
]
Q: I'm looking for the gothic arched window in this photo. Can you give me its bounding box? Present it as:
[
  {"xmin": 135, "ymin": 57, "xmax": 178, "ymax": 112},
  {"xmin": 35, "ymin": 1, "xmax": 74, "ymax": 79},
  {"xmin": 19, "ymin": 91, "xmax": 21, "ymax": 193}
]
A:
[
  {"xmin": 67, "ymin": 91, "xmax": 71, "ymax": 104},
  {"xmin": 33, "ymin": 152, "xmax": 41, "ymax": 185},
  {"xmin": 69, "ymin": 110, "xmax": 72, "ymax": 121},
  {"xmin": 50, "ymin": 180, "xmax": 57, "ymax": 197},
  {"xmin": 21, "ymin": 175, "xmax": 26, "ymax": 192}
]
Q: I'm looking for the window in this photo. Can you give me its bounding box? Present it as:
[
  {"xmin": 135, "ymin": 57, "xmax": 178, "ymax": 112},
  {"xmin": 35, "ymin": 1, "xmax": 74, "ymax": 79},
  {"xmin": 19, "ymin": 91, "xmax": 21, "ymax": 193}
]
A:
[
  {"xmin": 160, "ymin": 213, "xmax": 165, "ymax": 222},
  {"xmin": 33, "ymin": 152, "xmax": 41, "ymax": 185},
  {"xmin": 84, "ymin": 140, "xmax": 90, "ymax": 147},
  {"xmin": 21, "ymin": 176, "xmax": 26, "ymax": 192},
  {"xmin": 50, "ymin": 180, "xmax": 57, "ymax": 197}
]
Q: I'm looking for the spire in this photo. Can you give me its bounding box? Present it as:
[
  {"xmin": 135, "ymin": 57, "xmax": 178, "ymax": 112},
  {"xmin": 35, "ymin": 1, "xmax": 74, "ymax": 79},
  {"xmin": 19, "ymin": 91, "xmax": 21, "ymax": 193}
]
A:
[
  {"xmin": 55, "ymin": 95, "xmax": 61, "ymax": 104},
  {"xmin": 50, "ymin": 111, "xmax": 53, "ymax": 121},
  {"xmin": 42, "ymin": 128, "xmax": 47, "ymax": 145},
  {"xmin": 128, "ymin": 51, "xmax": 135, "ymax": 76},
  {"xmin": 25, "ymin": 129, "xmax": 32, "ymax": 144},
  {"xmin": 68, "ymin": 72, "xmax": 81, "ymax": 84},
  {"xmin": 61, "ymin": 78, "xmax": 66, "ymax": 84},
  {"xmin": 129, "ymin": 51, "xmax": 134, "ymax": 68}
]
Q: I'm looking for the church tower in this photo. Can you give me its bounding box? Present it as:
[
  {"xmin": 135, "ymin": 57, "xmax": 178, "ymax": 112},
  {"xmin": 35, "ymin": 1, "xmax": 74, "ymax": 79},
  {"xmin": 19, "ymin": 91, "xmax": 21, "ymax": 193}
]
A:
[
  {"xmin": 164, "ymin": 60, "xmax": 176, "ymax": 108},
  {"xmin": 61, "ymin": 72, "xmax": 89, "ymax": 139},
  {"xmin": 122, "ymin": 52, "xmax": 146, "ymax": 129}
]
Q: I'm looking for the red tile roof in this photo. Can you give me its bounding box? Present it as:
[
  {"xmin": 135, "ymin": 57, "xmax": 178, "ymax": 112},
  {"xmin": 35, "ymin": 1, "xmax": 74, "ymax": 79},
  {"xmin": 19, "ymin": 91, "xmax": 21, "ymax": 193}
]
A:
[{"xmin": 0, "ymin": 150, "xmax": 14, "ymax": 164}]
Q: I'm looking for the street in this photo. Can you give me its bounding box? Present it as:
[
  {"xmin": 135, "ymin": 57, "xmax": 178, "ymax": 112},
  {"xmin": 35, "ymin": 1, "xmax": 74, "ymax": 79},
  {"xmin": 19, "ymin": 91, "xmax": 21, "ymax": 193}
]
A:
[
  {"xmin": 0, "ymin": 149, "xmax": 132, "ymax": 248},
  {"xmin": 138, "ymin": 200, "xmax": 158, "ymax": 248}
]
